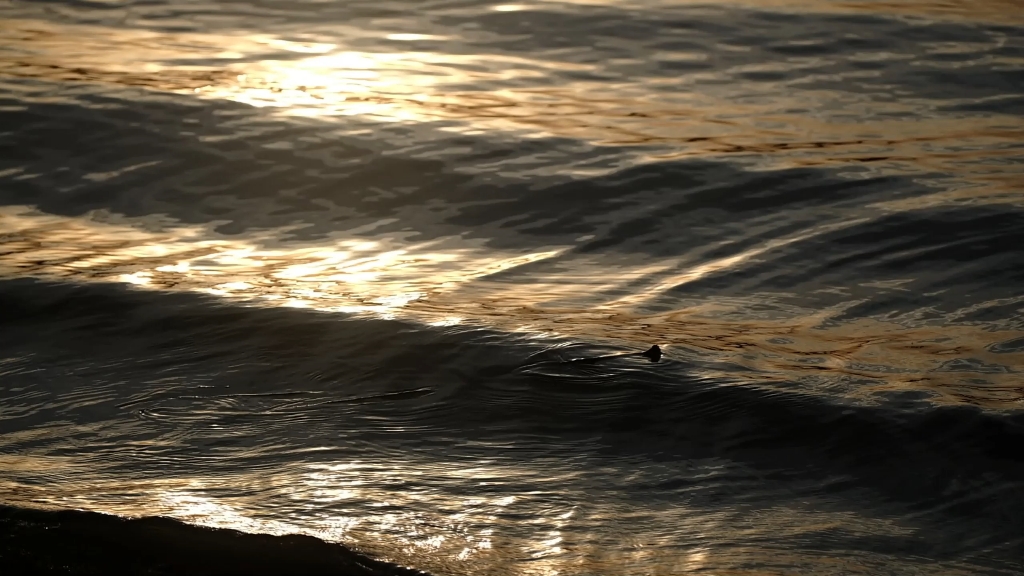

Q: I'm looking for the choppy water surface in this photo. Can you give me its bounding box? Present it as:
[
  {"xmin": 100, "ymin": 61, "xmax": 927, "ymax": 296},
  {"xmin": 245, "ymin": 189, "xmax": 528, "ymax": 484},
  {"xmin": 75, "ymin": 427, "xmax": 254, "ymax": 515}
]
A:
[{"xmin": 2, "ymin": 0, "xmax": 1023, "ymax": 574}]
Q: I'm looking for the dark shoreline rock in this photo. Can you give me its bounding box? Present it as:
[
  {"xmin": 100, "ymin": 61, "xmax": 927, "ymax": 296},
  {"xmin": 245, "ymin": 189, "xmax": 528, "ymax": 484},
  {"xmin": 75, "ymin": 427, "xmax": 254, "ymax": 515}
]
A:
[{"xmin": 0, "ymin": 505, "xmax": 430, "ymax": 576}]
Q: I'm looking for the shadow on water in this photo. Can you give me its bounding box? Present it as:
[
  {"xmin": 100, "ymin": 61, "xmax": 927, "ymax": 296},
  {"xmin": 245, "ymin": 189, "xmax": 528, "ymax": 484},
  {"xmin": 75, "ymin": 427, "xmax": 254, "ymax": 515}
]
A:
[{"xmin": 664, "ymin": 205, "xmax": 1024, "ymax": 318}]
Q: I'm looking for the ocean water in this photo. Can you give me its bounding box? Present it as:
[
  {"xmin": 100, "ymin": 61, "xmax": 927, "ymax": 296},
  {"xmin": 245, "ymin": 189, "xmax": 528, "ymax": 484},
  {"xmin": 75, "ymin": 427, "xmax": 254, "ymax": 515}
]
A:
[{"xmin": 1, "ymin": 0, "xmax": 1023, "ymax": 573}]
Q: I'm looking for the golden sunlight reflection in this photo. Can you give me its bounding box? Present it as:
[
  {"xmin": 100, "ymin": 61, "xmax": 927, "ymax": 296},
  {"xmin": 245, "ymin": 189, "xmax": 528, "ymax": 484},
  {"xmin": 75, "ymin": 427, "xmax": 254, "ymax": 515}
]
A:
[
  {"xmin": 0, "ymin": 205, "xmax": 570, "ymax": 318},
  {"xmin": 1, "ymin": 450, "xmax": 948, "ymax": 576},
  {"xmin": 2, "ymin": 16, "xmax": 1023, "ymax": 185}
]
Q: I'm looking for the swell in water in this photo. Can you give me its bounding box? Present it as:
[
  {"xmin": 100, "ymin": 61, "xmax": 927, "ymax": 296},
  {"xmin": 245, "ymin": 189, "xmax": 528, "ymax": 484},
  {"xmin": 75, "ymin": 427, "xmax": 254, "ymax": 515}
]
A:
[{"xmin": 1, "ymin": 0, "xmax": 1023, "ymax": 574}]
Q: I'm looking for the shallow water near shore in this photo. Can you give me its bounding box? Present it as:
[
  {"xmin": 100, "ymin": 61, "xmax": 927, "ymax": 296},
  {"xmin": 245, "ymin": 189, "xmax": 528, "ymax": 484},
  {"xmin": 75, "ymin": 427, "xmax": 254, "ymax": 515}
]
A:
[{"xmin": 1, "ymin": 0, "xmax": 1024, "ymax": 574}]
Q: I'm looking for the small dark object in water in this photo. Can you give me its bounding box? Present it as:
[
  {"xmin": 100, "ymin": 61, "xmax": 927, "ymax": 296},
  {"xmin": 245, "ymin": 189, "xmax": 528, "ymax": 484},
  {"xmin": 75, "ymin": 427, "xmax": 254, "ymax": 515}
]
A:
[
  {"xmin": 640, "ymin": 345, "xmax": 662, "ymax": 362},
  {"xmin": 505, "ymin": 344, "xmax": 665, "ymax": 375}
]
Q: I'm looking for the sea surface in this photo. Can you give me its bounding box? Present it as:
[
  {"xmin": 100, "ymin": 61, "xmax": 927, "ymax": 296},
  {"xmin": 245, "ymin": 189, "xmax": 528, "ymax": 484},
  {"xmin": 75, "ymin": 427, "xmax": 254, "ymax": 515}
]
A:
[{"xmin": 1, "ymin": 0, "xmax": 1023, "ymax": 574}]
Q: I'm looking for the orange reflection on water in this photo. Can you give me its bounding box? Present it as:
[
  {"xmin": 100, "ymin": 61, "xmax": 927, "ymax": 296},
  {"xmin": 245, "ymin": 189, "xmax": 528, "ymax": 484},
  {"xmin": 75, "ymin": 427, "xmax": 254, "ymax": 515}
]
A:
[
  {"xmin": 2, "ymin": 450, "xmax": 950, "ymax": 576},
  {"xmin": 3, "ymin": 13, "xmax": 1023, "ymax": 185},
  {"xmin": 0, "ymin": 206, "xmax": 568, "ymax": 317}
]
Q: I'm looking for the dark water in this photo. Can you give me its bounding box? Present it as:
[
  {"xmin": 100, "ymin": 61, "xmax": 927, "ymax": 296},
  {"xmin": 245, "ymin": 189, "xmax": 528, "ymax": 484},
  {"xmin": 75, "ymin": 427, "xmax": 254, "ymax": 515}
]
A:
[{"xmin": 2, "ymin": 0, "xmax": 1024, "ymax": 574}]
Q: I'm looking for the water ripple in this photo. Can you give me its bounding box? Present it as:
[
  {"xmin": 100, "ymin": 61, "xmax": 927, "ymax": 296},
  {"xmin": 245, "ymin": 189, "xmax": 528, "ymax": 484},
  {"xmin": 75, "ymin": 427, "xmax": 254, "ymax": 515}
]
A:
[{"xmin": 1, "ymin": 0, "xmax": 1023, "ymax": 574}]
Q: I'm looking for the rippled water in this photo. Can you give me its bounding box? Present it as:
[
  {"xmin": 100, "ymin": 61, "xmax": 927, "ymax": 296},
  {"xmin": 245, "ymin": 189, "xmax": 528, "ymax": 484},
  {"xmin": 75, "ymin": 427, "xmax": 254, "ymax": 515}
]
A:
[{"xmin": 2, "ymin": 0, "xmax": 1023, "ymax": 574}]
